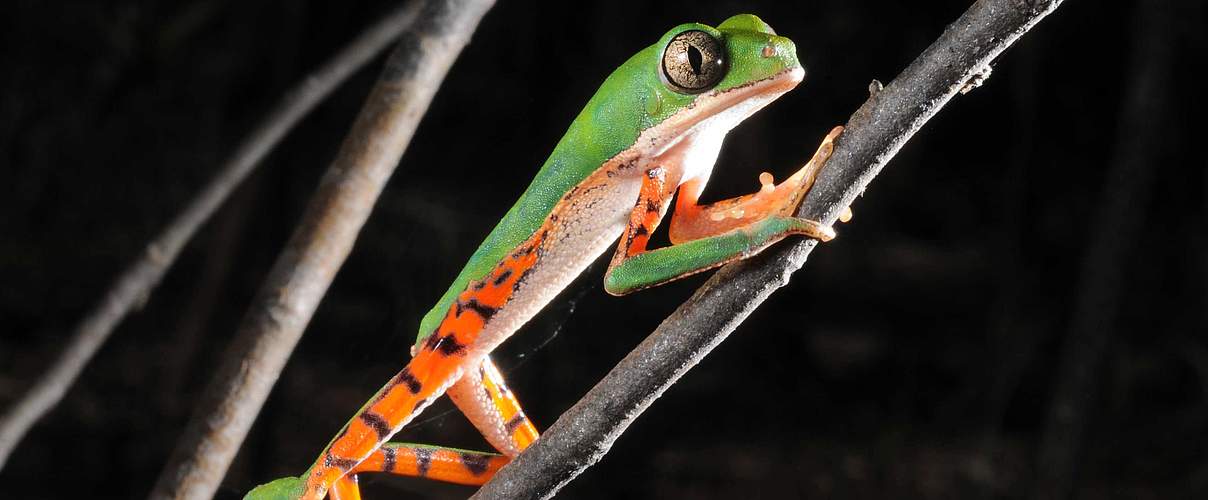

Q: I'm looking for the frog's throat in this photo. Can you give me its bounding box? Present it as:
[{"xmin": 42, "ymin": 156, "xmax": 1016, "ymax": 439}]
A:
[{"xmin": 639, "ymin": 66, "xmax": 805, "ymax": 161}]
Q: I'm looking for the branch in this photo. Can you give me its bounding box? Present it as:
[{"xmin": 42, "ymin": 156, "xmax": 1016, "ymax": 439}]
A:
[
  {"xmin": 0, "ymin": 2, "xmax": 422, "ymax": 471},
  {"xmin": 147, "ymin": 1, "xmax": 496, "ymax": 499},
  {"xmin": 1033, "ymin": 0, "xmax": 1174, "ymax": 497},
  {"xmin": 472, "ymin": 0, "xmax": 1065, "ymax": 498}
]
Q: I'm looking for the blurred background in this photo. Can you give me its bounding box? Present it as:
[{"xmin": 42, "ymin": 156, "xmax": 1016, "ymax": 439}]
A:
[{"xmin": 2, "ymin": 0, "xmax": 1205, "ymax": 498}]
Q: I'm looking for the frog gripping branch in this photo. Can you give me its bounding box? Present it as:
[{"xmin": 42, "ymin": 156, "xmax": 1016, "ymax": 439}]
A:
[{"xmin": 246, "ymin": 14, "xmax": 843, "ymax": 500}]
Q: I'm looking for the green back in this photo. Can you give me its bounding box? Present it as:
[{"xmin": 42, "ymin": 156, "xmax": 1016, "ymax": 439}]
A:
[{"xmin": 414, "ymin": 14, "xmax": 800, "ymax": 346}]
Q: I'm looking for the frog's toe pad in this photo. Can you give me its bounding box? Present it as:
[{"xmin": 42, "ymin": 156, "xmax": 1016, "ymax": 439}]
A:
[{"xmin": 839, "ymin": 206, "xmax": 853, "ymax": 223}]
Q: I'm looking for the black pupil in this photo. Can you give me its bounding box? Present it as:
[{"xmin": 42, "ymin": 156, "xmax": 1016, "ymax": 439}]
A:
[{"xmin": 687, "ymin": 45, "xmax": 703, "ymax": 75}]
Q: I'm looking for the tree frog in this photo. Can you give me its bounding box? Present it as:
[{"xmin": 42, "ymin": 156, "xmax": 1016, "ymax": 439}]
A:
[{"xmin": 247, "ymin": 14, "xmax": 842, "ymax": 499}]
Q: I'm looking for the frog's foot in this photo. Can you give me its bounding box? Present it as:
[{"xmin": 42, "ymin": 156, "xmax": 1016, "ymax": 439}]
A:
[
  {"xmin": 669, "ymin": 126, "xmax": 844, "ymax": 244},
  {"xmin": 766, "ymin": 124, "xmax": 844, "ymax": 217}
]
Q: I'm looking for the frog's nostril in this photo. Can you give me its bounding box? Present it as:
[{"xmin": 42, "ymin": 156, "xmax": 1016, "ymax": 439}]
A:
[{"xmin": 761, "ymin": 44, "xmax": 777, "ymax": 58}]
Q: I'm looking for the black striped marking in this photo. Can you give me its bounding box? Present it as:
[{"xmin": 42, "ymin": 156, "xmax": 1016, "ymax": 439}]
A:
[
  {"xmin": 511, "ymin": 267, "xmax": 535, "ymax": 294},
  {"xmin": 492, "ymin": 268, "xmax": 513, "ymax": 286},
  {"xmin": 382, "ymin": 446, "xmax": 397, "ymax": 473},
  {"xmin": 324, "ymin": 453, "xmax": 359, "ymax": 471},
  {"xmin": 504, "ymin": 413, "xmax": 528, "ymax": 434},
  {"xmin": 460, "ymin": 452, "xmax": 492, "ymax": 476},
  {"xmin": 478, "ymin": 366, "xmax": 492, "ymax": 400},
  {"xmin": 458, "ymin": 298, "xmax": 498, "ymax": 321},
  {"xmin": 394, "ymin": 367, "xmax": 422, "ymax": 394},
  {"xmin": 510, "ymin": 243, "xmax": 535, "ymax": 259},
  {"xmin": 360, "ymin": 412, "xmax": 391, "ymax": 441},
  {"xmin": 424, "ymin": 333, "xmax": 467, "ymax": 356},
  {"xmin": 414, "ymin": 447, "xmax": 433, "ymax": 477}
]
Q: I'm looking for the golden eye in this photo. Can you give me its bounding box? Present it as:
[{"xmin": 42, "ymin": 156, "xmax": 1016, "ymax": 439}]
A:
[{"xmin": 661, "ymin": 30, "xmax": 727, "ymax": 94}]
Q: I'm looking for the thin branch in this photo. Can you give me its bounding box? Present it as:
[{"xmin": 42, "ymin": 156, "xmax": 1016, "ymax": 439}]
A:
[
  {"xmin": 147, "ymin": 1, "xmax": 496, "ymax": 499},
  {"xmin": 472, "ymin": 0, "xmax": 1065, "ymax": 498},
  {"xmin": 0, "ymin": 2, "xmax": 423, "ymax": 471},
  {"xmin": 1033, "ymin": 0, "xmax": 1174, "ymax": 498}
]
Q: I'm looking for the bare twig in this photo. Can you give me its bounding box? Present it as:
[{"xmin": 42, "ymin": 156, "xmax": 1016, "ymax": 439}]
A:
[
  {"xmin": 0, "ymin": 2, "xmax": 423, "ymax": 470},
  {"xmin": 472, "ymin": 0, "xmax": 1065, "ymax": 498},
  {"xmin": 1033, "ymin": 1, "xmax": 1174, "ymax": 498},
  {"xmin": 147, "ymin": 1, "xmax": 496, "ymax": 499}
]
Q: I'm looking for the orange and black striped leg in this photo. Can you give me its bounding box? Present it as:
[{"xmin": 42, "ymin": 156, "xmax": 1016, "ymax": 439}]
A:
[
  {"xmin": 330, "ymin": 356, "xmax": 541, "ymax": 496},
  {"xmin": 300, "ymin": 348, "xmax": 472, "ymax": 499},
  {"xmin": 447, "ymin": 356, "xmax": 540, "ymax": 457},
  {"xmin": 606, "ymin": 166, "xmax": 672, "ymax": 271},
  {"xmin": 337, "ymin": 443, "xmax": 508, "ymax": 489},
  {"xmin": 299, "ymin": 220, "xmax": 550, "ymax": 499}
]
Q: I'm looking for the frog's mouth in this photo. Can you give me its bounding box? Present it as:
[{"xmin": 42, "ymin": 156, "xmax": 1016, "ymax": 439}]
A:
[{"xmin": 642, "ymin": 66, "xmax": 805, "ymax": 159}]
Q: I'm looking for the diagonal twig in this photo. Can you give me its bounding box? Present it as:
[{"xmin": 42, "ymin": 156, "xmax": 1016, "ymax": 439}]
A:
[
  {"xmin": 472, "ymin": 0, "xmax": 1066, "ymax": 498},
  {"xmin": 147, "ymin": 1, "xmax": 496, "ymax": 499},
  {"xmin": 0, "ymin": 2, "xmax": 425, "ymax": 471}
]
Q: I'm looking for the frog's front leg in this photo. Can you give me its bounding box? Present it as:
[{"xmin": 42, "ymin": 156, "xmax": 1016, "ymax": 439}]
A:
[
  {"xmin": 604, "ymin": 127, "xmax": 842, "ymax": 295},
  {"xmin": 669, "ymin": 126, "xmax": 844, "ymax": 244}
]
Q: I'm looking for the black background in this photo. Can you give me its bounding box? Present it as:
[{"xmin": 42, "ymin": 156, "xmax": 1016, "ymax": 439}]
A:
[{"xmin": 2, "ymin": 1, "xmax": 1206, "ymax": 498}]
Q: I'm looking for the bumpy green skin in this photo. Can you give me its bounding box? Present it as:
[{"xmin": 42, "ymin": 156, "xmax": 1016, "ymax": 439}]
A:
[
  {"xmin": 244, "ymin": 476, "xmax": 305, "ymax": 500},
  {"xmin": 604, "ymin": 217, "xmax": 812, "ymax": 294},
  {"xmin": 414, "ymin": 14, "xmax": 800, "ymax": 347}
]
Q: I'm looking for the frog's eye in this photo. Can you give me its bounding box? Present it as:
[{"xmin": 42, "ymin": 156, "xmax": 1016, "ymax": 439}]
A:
[{"xmin": 661, "ymin": 30, "xmax": 727, "ymax": 94}]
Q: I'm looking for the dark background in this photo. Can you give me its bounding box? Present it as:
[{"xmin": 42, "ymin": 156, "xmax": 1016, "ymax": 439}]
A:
[{"xmin": 2, "ymin": 0, "xmax": 1205, "ymax": 498}]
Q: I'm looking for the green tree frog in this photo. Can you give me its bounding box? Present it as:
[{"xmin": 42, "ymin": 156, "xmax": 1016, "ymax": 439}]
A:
[{"xmin": 247, "ymin": 13, "xmax": 842, "ymax": 499}]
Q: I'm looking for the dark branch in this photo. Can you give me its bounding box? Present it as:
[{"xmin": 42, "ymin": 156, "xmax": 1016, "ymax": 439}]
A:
[
  {"xmin": 147, "ymin": 1, "xmax": 496, "ymax": 499},
  {"xmin": 472, "ymin": 0, "xmax": 1065, "ymax": 498},
  {"xmin": 0, "ymin": 2, "xmax": 422, "ymax": 471}
]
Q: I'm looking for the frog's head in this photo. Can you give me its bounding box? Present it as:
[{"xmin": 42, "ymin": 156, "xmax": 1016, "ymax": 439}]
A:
[
  {"xmin": 652, "ymin": 14, "xmax": 801, "ymax": 100},
  {"xmin": 562, "ymin": 14, "xmax": 803, "ymax": 168}
]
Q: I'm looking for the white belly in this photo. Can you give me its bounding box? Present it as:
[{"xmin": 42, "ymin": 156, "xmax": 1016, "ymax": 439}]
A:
[{"xmin": 471, "ymin": 172, "xmax": 642, "ymax": 357}]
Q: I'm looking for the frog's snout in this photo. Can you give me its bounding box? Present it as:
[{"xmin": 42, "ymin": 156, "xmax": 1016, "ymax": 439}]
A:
[{"xmin": 765, "ymin": 36, "xmax": 800, "ymax": 71}]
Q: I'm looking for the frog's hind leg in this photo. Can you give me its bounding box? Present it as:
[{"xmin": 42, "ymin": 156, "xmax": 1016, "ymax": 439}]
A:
[
  {"xmin": 331, "ymin": 442, "xmax": 507, "ymax": 496},
  {"xmin": 446, "ymin": 355, "xmax": 540, "ymax": 457},
  {"xmin": 331, "ymin": 356, "xmax": 538, "ymax": 495}
]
